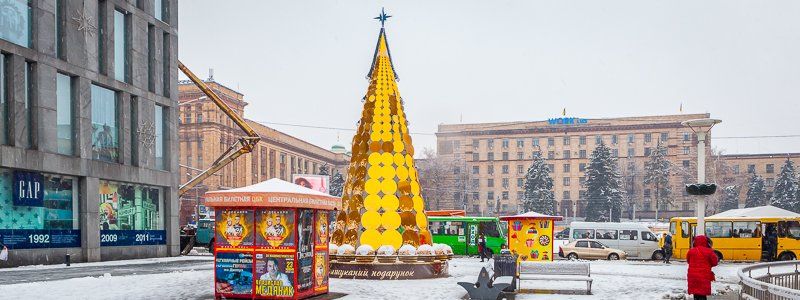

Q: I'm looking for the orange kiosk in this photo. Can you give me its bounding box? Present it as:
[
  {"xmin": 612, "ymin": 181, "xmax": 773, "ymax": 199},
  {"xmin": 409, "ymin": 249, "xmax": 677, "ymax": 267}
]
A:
[
  {"xmin": 500, "ymin": 212, "xmax": 563, "ymax": 262},
  {"xmin": 205, "ymin": 179, "xmax": 341, "ymax": 299}
]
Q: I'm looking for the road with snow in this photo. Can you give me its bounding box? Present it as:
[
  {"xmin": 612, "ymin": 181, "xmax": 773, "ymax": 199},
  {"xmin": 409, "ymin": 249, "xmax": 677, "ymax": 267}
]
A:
[{"xmin": 0, "ymin": 255, "xmax": 746, "ymax": 299}]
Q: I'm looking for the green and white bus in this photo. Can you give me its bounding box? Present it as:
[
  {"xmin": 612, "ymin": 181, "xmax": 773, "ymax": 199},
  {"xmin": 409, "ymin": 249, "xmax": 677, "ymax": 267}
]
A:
[{"xmin": 428, "ymin": 216, "xmax": 507, "ymax": 255}]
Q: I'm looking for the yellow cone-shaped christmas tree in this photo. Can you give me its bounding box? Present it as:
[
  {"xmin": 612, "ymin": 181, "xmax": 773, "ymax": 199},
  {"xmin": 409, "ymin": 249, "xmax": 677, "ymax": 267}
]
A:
[{"xmin": 331, "ymin": 21, "xmax": 431, "ymax": 251}]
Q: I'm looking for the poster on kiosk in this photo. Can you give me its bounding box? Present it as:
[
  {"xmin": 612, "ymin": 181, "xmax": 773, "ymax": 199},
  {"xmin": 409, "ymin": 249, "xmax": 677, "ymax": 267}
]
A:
[{"xmin": 204, "ymin": 178, "xmax": 340, "ymax": 299}]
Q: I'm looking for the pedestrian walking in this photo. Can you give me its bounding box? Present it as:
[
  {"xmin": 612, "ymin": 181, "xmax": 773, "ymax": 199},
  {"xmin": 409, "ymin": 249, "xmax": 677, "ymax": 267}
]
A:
[
  {"xmin": 686, "ymin": 235, "xmax": 718, "ymax": 300},
  {"xmin": 663, "ymin": 233, "xmax": 673, "ymax": 264},
  {"xmin": 478, "ymin": 234, "xmax": 488, "ymax": 262}
]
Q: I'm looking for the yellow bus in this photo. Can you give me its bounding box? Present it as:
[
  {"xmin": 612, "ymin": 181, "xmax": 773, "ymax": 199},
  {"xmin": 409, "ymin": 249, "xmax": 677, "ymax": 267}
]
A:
[{"xmin": 669, "ymin": 216, "xmax": 800, "ymax": 261}]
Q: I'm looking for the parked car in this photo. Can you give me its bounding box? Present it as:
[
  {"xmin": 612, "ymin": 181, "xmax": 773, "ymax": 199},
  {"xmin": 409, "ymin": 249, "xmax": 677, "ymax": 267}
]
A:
[
  {"xmin": 559, "ymin": 239, "xmax": 628, "ymax": 260},
  {"xmin": 568, "ymin": 221, "xmax": 662, "ymax": 260}
]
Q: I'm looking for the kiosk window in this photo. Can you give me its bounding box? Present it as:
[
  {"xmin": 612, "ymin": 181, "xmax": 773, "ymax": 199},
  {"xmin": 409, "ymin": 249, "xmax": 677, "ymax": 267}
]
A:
[
  {"xmin": 573, "ymin": 229, "xmax": 595, "ymax": 239},
  {"xmin": 596, "ymin": 229, "xmax": 618, "ymax": 240}
]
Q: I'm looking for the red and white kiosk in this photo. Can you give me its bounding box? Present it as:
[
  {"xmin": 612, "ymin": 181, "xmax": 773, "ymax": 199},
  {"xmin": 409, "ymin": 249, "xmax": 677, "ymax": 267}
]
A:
[{"xmin": 204, "ymin": 179, "xmax": 341, "ymax": 299}]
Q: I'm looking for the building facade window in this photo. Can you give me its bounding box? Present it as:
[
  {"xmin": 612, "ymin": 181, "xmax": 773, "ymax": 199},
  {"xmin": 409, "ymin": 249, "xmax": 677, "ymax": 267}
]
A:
[
  {"xmin": 579, "ymin": 136, "xmax": 586, "ymax": 145},
  {"xmin": 547, "ymin": 137, "xmax": 554, "ymax": 146},
  {"xmin": 502, "ymin": 191, "xmax": 509, "ymax": 200},
  {"xmin": 517, "ymin": 178, "xmax": 524, "ymax": 187},
  {"xmin": 155, "ymin": 0, "xmax": 166, "ymax": 22},
  {"xmin": 501, "ymin": 165, "xmax": 508, "ymax": 174},
  {"xmin": 472, "ymin": 166, "xmax": 479, "ymax": 174},
  {"xmin": 563, "ymin": 150, "xmax": 571, "ymax": 159},
  {"xmin": 517, "ymin": 165, "xmax": 523, "ymax": 174},
  {"xmin": 683, "ymin": 160, "xmax": 690, "ymax": 168},
  {"xmin": 644, "ymin": 133, "xmax": 651, "ymax": 143},
  {"xmin": 548, "ymin": 151, "xmax": 554, "ymax": 159},
  {"xmin": 563, "ymin": 164, "xmax": 570, "ymax": 172},
  {"xmin": 91, "ymin": 85, "xmax": 119, "ymax": 163},
  {"xmin": 502, "ymin": 152, "xmax": 509, "ymax": 160},
  {"xmin": 501, "ymin": 139, "xmax": 509, "ymax": 148},
  {"xmin": 766, "ymin": 164, "xmax": 774, "ymax": 174},
  {"xmin": 0, "ymin": 170, "xmax": 80, "ymax": 249},
  {"xmin": 113, "ymin": 9, "xmax": 128, "ymax": 82},
  {"xmin": 516, "ymin": 139, "xmax": 524, "ymax": 148},
  {"xmin": 627, "ymin": 148, "xmax": 635, "ymax": 157},
  {"xmin": 502, "ymin": 178, "xmax": 509, "ymax": 188},
  {"xmin": 517, "ymin": 152, "xmax": 523, "ymax": 160},
  {"xmin": 487, "ymin": 191, "xmax": 494, "ymax": 200},
  {"xmin": 579, "ymin": 150, "xmax": 587, "ymax": 158},
  {"xmin": 487, "ymin": 139, "xmax": 494, "ymax": 149},
  {"xmin": 683, "ymin": 147, "xmax": 690, "ymax": 155},
  {"xmin": 563, "ymin": 191, "xmax": 570, "ymax": 200},
  {"xmin": 472, "ymin": 153, "xmax": 479, "ymax": 161},
  {"xmin": 0, "ymin": 0, "xmax": 31, "ymax": 47},
  {"xmin": 628, "ymin": 134, "xmax": 635, "ymax": 143},
  {"xmin": 611, "ymin": 135, "xmax": 618, "ymax": 144},
  {"xmin": 99, "ymin": 180, "xmax": 164, "ymax": 232},
  {"xmin": 595, "ymin": 135, "xmax": 602, "ymax": 145},
  {"xmin": 563, "ymin": 136, "xmax": 570, "ymax": 145},
  {"xmin": 154, "ymin": 104, "xmax": 167, "ymax": 170},
  {"xmin": 579, "ymin": 163, "xmax": 586, "ymax": 172},
  {"xmin": 56, "ymin": 73, "xmax": 74, "ymax": 155},
  {"xmin": 644, "ymin": 147, "xmax": 651, "ymax": 157},
  {"xmin": 748, "ymin": 164, "xmax": 756, "ymax": 173},
  {"xmin": 661, "ymin": 132, "xmax": 668, "ymax": 142},
  {"xmin": 532, "ymin": 138, "xmax": 539, "ymax": 146},
  {"xmin": 487, "ymin": 152, "xmax": 494, "ymax": 161},
  {"xmin": 563, "ymin": 177, "xmax": 570, "ymax": 186},
  {"xmin": 488, "ymin": 165, "xmax": 494, "ymax": 174},
  {"xmin": 766, "ymin": 178, "xmax": 774, "ymax": 187}
]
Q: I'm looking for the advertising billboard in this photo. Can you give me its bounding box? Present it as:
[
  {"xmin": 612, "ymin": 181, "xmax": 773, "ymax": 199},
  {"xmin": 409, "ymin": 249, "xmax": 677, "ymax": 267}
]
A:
[{"xmin": 292, "ymin": 174, "xmax": 330, "ymax": 194}]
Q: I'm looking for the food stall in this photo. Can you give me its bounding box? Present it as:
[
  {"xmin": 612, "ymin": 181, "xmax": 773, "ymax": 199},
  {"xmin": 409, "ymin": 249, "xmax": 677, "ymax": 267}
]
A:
[
  {"xmin": 204, "ymin": 178, "xmax": 341, "ymax": 299},
  {"xmin": 500, "ymin": 212, "xmax": 563, "ymax": 262}
]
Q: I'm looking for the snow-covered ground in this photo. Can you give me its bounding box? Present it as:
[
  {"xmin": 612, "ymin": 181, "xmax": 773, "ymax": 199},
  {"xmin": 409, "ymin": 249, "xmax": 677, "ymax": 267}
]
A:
[{"xmin": 0, "ymin": 256, "xmax": 746, "ymax": 299}]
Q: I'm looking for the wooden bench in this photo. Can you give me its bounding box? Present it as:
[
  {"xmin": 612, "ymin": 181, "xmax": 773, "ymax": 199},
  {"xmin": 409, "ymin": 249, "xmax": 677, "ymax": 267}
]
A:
[{"xmin": 517, "ymin": 261, "xmax": 592, "ymax": 294}]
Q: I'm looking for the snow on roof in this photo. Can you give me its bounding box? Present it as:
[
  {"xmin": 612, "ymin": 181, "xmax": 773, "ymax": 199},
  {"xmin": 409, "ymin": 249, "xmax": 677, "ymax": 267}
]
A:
[
  {"xmin": 500, "ymin": 211, "xmax": 564, "ymax": 220},
  {"xmin": 206, "ymin": 178, "xmax": 331, "ymax": 196},
  {"xmin": 710, "ymin": 205, "xmax": 800, "ymax": 219}
]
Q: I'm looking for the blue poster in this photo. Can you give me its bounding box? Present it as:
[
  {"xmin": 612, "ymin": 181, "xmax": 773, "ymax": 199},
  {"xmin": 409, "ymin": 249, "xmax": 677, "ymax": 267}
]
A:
[
  {"xmin": 12, "ymin": 171, "xmax": 44, "ymax": 206},
  {"xmin": 99, "ymin": 230, "xmax": 166, "ymax": 246},
  {"xmin": 0, "ymin": 229, "xmax": 81, "ymax": 249},
  {"xmin": 216, "ymin": 251, "xmax": 254, "ymax": 296}
]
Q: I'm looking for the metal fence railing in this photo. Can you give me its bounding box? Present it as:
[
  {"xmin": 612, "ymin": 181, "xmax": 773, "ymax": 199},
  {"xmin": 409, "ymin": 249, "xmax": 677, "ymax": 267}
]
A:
[{"xmin": 738, "ymin": 260, "xmax": 800, "ymax": 300}]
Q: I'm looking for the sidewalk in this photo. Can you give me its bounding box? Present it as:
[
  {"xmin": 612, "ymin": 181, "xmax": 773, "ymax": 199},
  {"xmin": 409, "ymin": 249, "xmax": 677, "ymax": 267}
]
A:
[{"xmin": 0, "ymin": 255, "xmax": 213, "ymax": 285}]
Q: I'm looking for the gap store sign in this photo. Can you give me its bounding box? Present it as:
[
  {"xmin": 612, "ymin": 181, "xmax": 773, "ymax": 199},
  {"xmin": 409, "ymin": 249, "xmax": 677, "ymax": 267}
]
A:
[
  {"xmin": 13, "ymin": 171, "xmax": 44, "ymax": 206},
  {"xmin": 547, "ymin": 117, "xmax": 588, "ymax": 125}
]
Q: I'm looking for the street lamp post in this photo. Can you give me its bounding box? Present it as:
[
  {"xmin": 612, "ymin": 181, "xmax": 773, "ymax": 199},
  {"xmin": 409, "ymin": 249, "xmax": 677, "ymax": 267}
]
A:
[{"xmin": 681, "ymin": 118, "xmax": 722, "ymax": 235}]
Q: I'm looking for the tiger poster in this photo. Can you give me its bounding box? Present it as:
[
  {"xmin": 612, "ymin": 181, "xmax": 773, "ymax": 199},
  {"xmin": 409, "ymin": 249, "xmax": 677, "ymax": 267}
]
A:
[
  {"xmin": 215, "ymin": 209, "xmax": 254, "ymax": 248},
  {"xmin": 256, "ymin": 209, "xmax": 295, "ymax": 248}
]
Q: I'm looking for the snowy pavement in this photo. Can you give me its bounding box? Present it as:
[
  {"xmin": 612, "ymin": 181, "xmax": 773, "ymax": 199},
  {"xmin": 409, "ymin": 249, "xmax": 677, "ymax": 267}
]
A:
[{"xmin": 0, "ymin": 256, "xmax": 747, "ymax": 299}]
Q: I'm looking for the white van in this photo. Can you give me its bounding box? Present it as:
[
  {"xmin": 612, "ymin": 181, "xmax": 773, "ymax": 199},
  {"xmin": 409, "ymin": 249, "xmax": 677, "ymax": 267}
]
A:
[{"xmin": 568, "ymin": 222, "xmax": 663, "ymax": 260}]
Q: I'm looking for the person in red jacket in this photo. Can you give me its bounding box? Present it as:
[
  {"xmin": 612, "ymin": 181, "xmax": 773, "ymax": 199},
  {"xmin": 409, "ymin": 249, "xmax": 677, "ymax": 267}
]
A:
[{"xmin": 686, "ymin": 235, "xmax": 718, "ymax": 300}]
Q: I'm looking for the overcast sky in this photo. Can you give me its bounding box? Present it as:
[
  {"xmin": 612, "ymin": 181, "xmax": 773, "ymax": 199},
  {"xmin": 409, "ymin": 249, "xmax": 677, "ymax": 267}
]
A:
[{"xmin": 178, "ymin": 1, "xmax": 800, "ymax": 156}]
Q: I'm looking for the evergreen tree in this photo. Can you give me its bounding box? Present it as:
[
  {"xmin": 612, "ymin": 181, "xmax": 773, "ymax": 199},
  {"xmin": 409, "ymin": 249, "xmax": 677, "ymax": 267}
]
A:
[
  {"xmin": 317, "ymin": 165, "xmax": 330, "ymax": 176},
  {"xmin": 521, "ymin": 152, "xmax": 556, "ymax": 215},
  {"xmin": 329, "ymin": 171, "xmax": 345, "ymax": 197},
  {"xmin": 643, "ymin": 142, "xmax": 672, "ymax": 221},
  {"xmin": 771, "ymin": 159, "xmax": 799, "ymax": 212},
  {"xmin": 583, "ymin": 142, "xmax": 624, "ymax": 222},
  {"xmin": 745, "ymin": 173, "xmax": 767, "ymax": 208},
  {"xmin": 720, "ymin": 185, "xmax": 740, "ymax": 212}
]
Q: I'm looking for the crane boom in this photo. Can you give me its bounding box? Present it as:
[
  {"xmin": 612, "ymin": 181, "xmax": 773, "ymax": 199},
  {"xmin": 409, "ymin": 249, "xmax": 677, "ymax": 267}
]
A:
[{"xmin": 177, "ymin": 61, "xmax": 261, "ymax": 195}]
